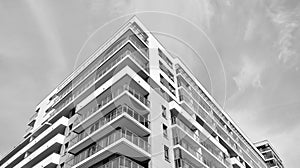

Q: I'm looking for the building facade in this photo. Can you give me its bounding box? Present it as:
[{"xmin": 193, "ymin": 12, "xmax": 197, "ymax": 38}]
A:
[
  {"xmin": 254, "ymin": 140, "xmax": 284, "ymax": 168},
  {"xmin": 0, "ymin": 16, "xmax": 281, "ymax": 168}
]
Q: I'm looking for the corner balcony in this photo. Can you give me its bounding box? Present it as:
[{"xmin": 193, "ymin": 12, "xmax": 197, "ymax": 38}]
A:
[
  {"xmin": 53, "ymin": 28, "xmax": 149, "ymax": 109},
  {"xmin": 49, "ymin": 40, "xmax": 149, "ymax": 124},
  {"xmin": 66, "ymin": 128, "xmax": 151, "ymax": 168},
  {"xmin": 72, "ymin": 84, "xmax": 150, "ymax": 134},
  {"xmin": 68, "ymin": 104, "xmax": 150, "ymax": 154}
]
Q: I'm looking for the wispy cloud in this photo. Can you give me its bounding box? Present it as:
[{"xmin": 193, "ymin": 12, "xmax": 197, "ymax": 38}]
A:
[
  {"xmin": 244, "ymin": 19, "xmax": 256, "ymax": 41},
  {"xmin": 26, "ymin": 0, "xmax": 66, "ymax": 70},
  {"xmin": 233, "ymin": 56, "xmax": 263, "ymax": 91},
  {"xmin": 267, "ymin": 5, "xmax": 299, "ymax": 66}
]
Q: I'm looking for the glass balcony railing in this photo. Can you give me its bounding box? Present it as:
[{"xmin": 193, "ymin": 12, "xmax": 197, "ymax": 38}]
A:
[
  {"xmin": 174, "ymin": 138, "xmax": 222, "ymax": 168},
  {"xmin": 50, "ymin": 55, "xmax": 150, "ymax": 119},
  {"xmin": 177, "ymin": 67, "xmax": 266, "ymax": 168},
  {"xmin": 179, "ymin": 95, "xmax": 216, "ymax": 131},
  {"xmin": 65, "ymin": 155, "xmax": 145, "ymax": 168},
  {"xmin": 69, "ymin": 104, "xmax": 150, "ymax": 148},
  {"xmin": 66, "ymin": 128, "xmax": 150, "ymax": 167},
  {"xmin": 171, "ymin": 117, "xmax": 230, "ymax": 167},
  {"xmin": 175, "ymin": 158, "xmax": 201, "ymax": 168},
  {"xmin": 53, "ymin": 33, "xmax": 149, "ymax": 110},
  {"xmin": 130, "ymin": 22, "xmax": 149, "ymax": 45},
  {"xmin": 72, "ymin": 84, "xmax": 150, "ymax": 128}
]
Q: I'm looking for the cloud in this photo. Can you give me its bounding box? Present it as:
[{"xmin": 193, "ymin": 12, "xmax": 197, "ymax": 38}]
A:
[
  {"xmin": 244, "ymin": 19, "xmax": 256, "ymax": 41},
  {"xmin": 267, "ymin": 5, "xmax": 299, "ymax": 66},
  {"xmin": 25, "ymin": 0, "xmax": 66, "ymax": 70},
  {"xmin": 233, "ymin": 56, "xmax": 263, "ymax": 91}
]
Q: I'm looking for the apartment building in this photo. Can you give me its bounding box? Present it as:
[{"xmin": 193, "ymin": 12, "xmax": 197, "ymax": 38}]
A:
[
  {"xmin": 0, "ymin": 16, "xmax": 278, "ymax": 168},
  {"xmin": 254, "ymin": 140, "xmax": 284, "ymax": 168}
]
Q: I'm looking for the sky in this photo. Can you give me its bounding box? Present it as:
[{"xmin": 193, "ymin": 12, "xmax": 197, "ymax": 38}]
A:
[{"xmin": 0, "ymin": 0, "xmax": 299, "ymax": 168}]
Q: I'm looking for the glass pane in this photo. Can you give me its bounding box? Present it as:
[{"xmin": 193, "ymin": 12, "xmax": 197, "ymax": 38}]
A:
[
  {"xmin": 126, "ymin": 131, "xmax": 132, "ymax": 141},
  {"xmin": 120, "ymin": 157, "xmax": 124, "ymax": 166},
  {"xmin": 125, "ymin": 158, "xmax": 131, "ymax": 167},
  {"xmin": 112, "ymin": 158, "xmax": 119, "ymax": 168}
]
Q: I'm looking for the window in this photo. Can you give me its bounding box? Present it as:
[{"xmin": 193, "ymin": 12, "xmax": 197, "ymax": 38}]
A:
[
  {"xmin": 162, "ymin": 105, "xmax": 167, "ymax": 119},
  {"xmin": 163, "ymin": 124, "xmax": 168, "ymax": 138},
  {"xmin": 164, "ymin": 145, "xmax": 170, "ymax": 161}
]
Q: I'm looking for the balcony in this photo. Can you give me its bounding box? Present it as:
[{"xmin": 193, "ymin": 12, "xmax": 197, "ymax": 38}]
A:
[
  {"xmin": 178, "ymin": 93, "xmax": 216, "ymax": 133},
  {"xmin": 66, "ymin": 128, "xmax": 151, "ymax": 168},
  {"xmin": 173, "ymin": 144, "xmax": 207, "ymax": 168},
  {"xmin": 67, "ymin": 155, "xmax": 145, "ymax": 168},
  {"xmin": 72, "ymin": 84, "xmax": 150, "ymax": 133},
  {"xmin": 68, "ymin": 105, "xmax": 150, "ymax": 153},
  {"xmin": 13, "ymin": 134, "xmax": 64, "ymax": 168},
  {"xmin": 175, "ymin": 158, "xmax": 202, "ymax": 168},
  {"xmin": 52, "ymin": 48, "xmax": 149, "ymax": 116},
  {"xmin": 32, "ymin": 153, "xmax": 60, "ymax": 168},
  {"xmin": 54, "ymin": 29, "xmax": 149, "ymax": 106},
  {"xmin": 130, "ymin": 22, "xmax": 149, "ymax": 45},
  {"xmin": 171, "ymin": 117, "xmax": 230, "ymax": 167}
]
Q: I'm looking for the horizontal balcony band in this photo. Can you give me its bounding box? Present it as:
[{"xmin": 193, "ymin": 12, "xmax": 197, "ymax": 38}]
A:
[
  {"xmin": 68, "ymin": 105, "xmax": 150, "ymax": 152},
  {"xmin": 66, "ymin": 128, "xmax": 151, "ymax": 167},
  {"xmin": 52, "ymin": 46, "xmax": 149, "ymax": 112},
  {"xmin": 32, "ymin": 153, "xmax": 60, "ymax": 168},
  {"xmin": 3, "ymin": 117, "xmax": 67, "ymax": 168},
  {"xmin": 55, "ymin": 20, "xmax": 148, "ymax": 94},
  {"xmin": 65, "ymin": 155, "xmax": 145, "ymax": 168},
  {"xmin": 177, "ymin": 70, "xmax": 266, "ymax": 168},
  {"xmin": 171, "ymin": 117, "xmax": 231, "ymax": 167},
  {"xmin": 173, "ymin": 145, "xmax": 208, "ymax": 168},
  {"xmin": 48, "ymin": 56, "xmax": 149, "ymax": 126},
  {"xmin": 72, "ymin": 84, "xmax": 150, "ymax": 133},
  {"xmin": 53, "ymin": 31, "xmax": 149, "ymax": 108},
  {"xmin": 14, "ymin": 134, "xmax": 64, "ymax": 168}
]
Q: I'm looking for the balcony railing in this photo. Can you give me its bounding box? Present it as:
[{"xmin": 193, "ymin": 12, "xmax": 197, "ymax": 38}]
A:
[
  {"xmin": 72, "ymin": 84, "xmax": 150, "ymax": 128},
  {"xmin": 175, "ymin": 158, "xmax": 201, "ymax": 168},
  {"xmin": 177, "ymin": 67, "xmax": 265, "ymax": 168},
  {"xmin": 70, "ymin": 105, "xmax": 150, "ymax": 148},
  {"xmin": 65, "ymin": 155, "xmax": 145, "ymax": 168},
  {"xmin": 172, "ymin": 118, "xmax": 230, "ymax": 167},
  {"xmin": 66, "ymin": 128, "xmax": 150, "ymax": 167},
  {"xmin": 53, "ymin": 33, "xmax": 149, "ymax": 109},
  {"xmin": 50, "ymin": 52, "xmax": 149, "ymax": 119},
  {"xmin": 179, "ymin": 94, "xmax": 216, "ymax": 130},
  {"xmin": 173, "ymin": 139, "xmax": 221, "ymax": 168},
  {"xmin": 130, "ymin": 22, "xmax": 149, "ymax": 45}
]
